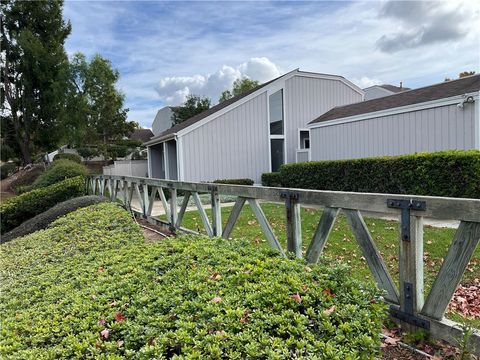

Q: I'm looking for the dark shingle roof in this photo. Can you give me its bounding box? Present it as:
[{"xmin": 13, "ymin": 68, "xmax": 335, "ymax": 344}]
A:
[
  {"xmin": 129, "ymin": 129, "xmax": 154, "ymax": 142},
  {"xmin": 310, "ymin": 75, "xmax": 480, "ymax": 124},
  {"xmin": 145, "ymin": 74, "xmax": 286, "ymax": 144}
]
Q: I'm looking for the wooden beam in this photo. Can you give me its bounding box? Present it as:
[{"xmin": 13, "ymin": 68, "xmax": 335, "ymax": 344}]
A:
[
  {"xmin": 285, "ymin": 200, "xmax": 302, "ymax": 258},
  {"xmin": 305, "ymin": 207, "xmax": 339, "ymax": 264},
  {"xmin": 147, "ymin": 186, "xmax": 158, "ymax": 216},
  {"xmin": 157, "ymin": 187, "xmax": 170, "ymax": 220},
  {"xmin": 134, "ymin": 183, "xmax": 144, "ymax": 215},
  {"xmin": 247, "ymin": 199, "xmax": 284, "ymax": 255},
  {"xmin": 142, "ymin": 184, "xmax": 150, "ymax": 217},
  {"xmin": 421, "ymin": 221, "xmax": 480, "ymax": 320},
  {"xmin": 88, "ymin": 175, "xmax": 480, "ymax": 222},
  {"xmin": 399, "ymin": 216, "xmax": 424, "ymax": 331},
  {"xmin": 169, "ymin": 188, "xmax": 178, "ymax": 228},
  {"xmin": 211, "ymin": 189, "xmax": 222, "ymax": 237},
  {"xmin": 175, "ymin": 191, "xmax": 191, "ymax": 228},
  {"xmin": 191, "ymin": 192, "xmax": 213, "ymax": 237},
  {"xmin": 344, "ymin": 209, "xmax": 400, "ymax": 304},
  {"xmin": 222, "ymin": 197, "xmax": 246, "ymax": 239}
]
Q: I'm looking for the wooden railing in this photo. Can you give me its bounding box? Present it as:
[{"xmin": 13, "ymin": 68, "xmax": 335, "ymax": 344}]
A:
[{"xmin": 87, "ymin": 175, "xmax": 480, "ymax": 354}]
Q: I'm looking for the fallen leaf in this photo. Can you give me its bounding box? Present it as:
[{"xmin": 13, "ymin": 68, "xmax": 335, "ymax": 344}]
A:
[
  {"xmin": 101, "ymin": 329, "xmax": 110, "ymax": 339},
  {"xmin": 97, "ymin": 319, "xmax": 106, "ymax": 326},
  {"xmin": 323, "ymin": 305, "xmax": 336, "ymax": 315},
  {"xmin": 117, "ymin": 340, "xmax": 124, "ymax": 348},
  {"xmin": 290, "ymin": 293, "xmax": 302, "ymax": 303},
  {"xmin": 114, "ymin": 312, "xmax": 126, "ymax": 322},
  {"xmin": 211, "ymin": 296, "xmax": 222, "ymax": 303},
  {"xmin": 97, "ymin": 267, "xmax": 105, "ymax": 273}
]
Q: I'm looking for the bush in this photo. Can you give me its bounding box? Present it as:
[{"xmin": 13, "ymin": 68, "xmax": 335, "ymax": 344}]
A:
[
  {"xmin": 0, "ymin": 176, "xmax": 85, "ymax": 233},
  {"xmin": 261, "ymin": 172, "xmax": 282, "ymax": 187},
  {"xmin": 278, "ymin": 150, "xmax": 480, "ymax": 198},
  {"xmin": 0, "ymin": 203, "xmax": 386, "ymax": 358},
  {"xmin": 213, "ymin": 178, "xmax": 254, "ymax": 186},
  {"xmin": 77, "ymin": 147, "xmax": 100, "ymax": 161},
  {"xmin": 0, "ymin": 163, "xmax": 16, "ymax": 180},
  {"xmin": 53, "ymin": 152, "xmax": 82, "ymax": 163},
  {"xmin": 1, "ymin": 195, "xmax": 109, "ymax": 243},
  {"xmin": 32, "ymin": 159, "xmax": 88, "ymax": 189}
]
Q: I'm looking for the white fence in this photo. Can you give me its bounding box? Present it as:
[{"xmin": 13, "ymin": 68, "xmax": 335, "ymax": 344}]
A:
[{"xmin": 103, "ymin": 160, "xmax": 148, "ymax": 177}]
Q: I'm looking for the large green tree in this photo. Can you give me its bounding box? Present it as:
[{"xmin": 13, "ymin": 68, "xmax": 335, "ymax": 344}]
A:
[
  {"xmin": 171, "ymin": 94, "xmax": 211, "ymax": 126},
  {"xmin": 64, "ymin": 53, "xmax": 134, "ymax": 157},
  {"xmin": 1, "ymin": 0, "xmax": 71, "ymax": 164},
  {"xmin": 219, "ymin": 77, "xmax": 260, "ymax": 103}
]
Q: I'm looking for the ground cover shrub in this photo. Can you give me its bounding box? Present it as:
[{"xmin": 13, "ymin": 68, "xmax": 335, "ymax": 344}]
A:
[
  {"xmin": 32, "ymin": 159, "xmax": 88, "ymax": 189},
  {"xmin": 0, "ymin": 176, "xmax": 85, "ymax": 233},
  {"xmin": 0, "ymin": 203, "xmax": 387, "ymax": 359},
  {"xmin": 213, "ymin": 178, "xmax": 254, "ymax": 186},
  {"xmin": 53, "ymin": 153, "xmax": 82, "ymax": 163},
  {"xmin": 277, "ymin": 150, "xmax": 480, "ymax": 198},
  {"xmin": 261, "ymin": 172, "xmax": 282, "ymax": 187},
  {"xmin": 1, "ymin": 195, "xmax": 108, "ymax": 243}
]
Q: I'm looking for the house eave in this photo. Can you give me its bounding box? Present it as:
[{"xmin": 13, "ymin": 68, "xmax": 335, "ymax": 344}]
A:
[{"xmin": 144, "ymin": 133, "xmax": 177, "ymax": 146}]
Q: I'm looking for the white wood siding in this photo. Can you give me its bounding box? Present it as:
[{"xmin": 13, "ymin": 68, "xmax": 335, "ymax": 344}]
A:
[
  {"xmin": 285, "ymin": 76, "xmax": 363, "ymax": 163},
  {"xmin": 180, "ymin": 93, "xmax": 269, "ymax": 183},
  {"xmin": 310, "ymin": 103, "xmax": 477, "ymax": 161}
]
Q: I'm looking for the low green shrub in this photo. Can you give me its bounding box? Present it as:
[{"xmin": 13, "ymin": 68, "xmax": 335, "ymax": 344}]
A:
[
  {"xmin": 0, "ymin": 163, "xmax": 16, "ymax": 180},
  {"xmin": 0, "ymin": 176, "xmax": 85, "ymax": 233},
  {"xmin": 0, "ymin": 203, "xmax": 386, "ymax": 358},
  {"xmin": 53, "ymin": 153, "xmax": 82, "ymax": 163},
  {"xmin": 278, "ymin": 150, "xmax": 480, "ymax": 198},
  {"xmin": 77, "ymin": 147, "xmax": 100, "ymax": 161},
  {"xmin": 9, "ymin": 164, "xmax": 45, "ymax": 193},
  {"xmin": 213, "ymin": 178, "xmax": 254, "ymax": 186},
  {"xmin": 32, "ymin": 159, "xmax": 88, "ymax": 189},
  {"xmin": 261, "ymin": 172, "xmax": 282, "ymax": 187}
]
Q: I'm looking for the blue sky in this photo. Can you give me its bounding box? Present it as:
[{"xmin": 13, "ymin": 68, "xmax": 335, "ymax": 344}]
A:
[{"xmin": 63, "ymin": 0, "xmax": 480, "ymax": 128}]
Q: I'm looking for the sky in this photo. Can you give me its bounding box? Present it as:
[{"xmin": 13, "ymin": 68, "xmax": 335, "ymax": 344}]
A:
[{"xmin": 63, "ymin": 0, "xmax": 480, "ymax": 128}]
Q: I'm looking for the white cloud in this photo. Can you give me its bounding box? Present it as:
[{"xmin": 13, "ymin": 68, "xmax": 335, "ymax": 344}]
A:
[
  {"xmin": 352, "ymin": 76, "xmax": 383, "ymax": 89},
  {"xmin": 155, "ymin": 57, "xmax": 282, "ymax": 105}
]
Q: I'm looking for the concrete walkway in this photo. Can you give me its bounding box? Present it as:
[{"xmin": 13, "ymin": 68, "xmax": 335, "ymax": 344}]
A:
[{"xmin": 129, "ymin": 194, "xmax": 459, "ymax": 229}]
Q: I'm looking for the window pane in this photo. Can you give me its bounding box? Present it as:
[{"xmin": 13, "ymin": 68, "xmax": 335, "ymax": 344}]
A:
[
  {"xmin": 271, "ymin": 139, "xmax": 284, "ymax": 172},
  {"xmin": 300, "ymin": 130, "xmax": 310, "ymax": 149},
  {"xmin": 269, "ymin": 90, "xmax": 284, "ymax": 135}
]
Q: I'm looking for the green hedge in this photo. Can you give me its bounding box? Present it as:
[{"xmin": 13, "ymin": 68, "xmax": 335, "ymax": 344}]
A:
[
  {"xmin": 261, "ymin": 172, "xmax": 282, "ymax": 187},
  {"xmin": 0, "ymin": 163, "xmax": 16, "ymax": 180},
  {"xmin": 53, "ymin": 153, "xmax": 82, "ymax": 163},
  {"xmin": 0, "ymin": 203, "xmax": 386, "ymax": 358},
  {"xmin": 0, "ymin": 176, "xmax": 85, "ymax": 233},
  {"xmin": 276, "ymin": 150, "xmax": 480, "ymax": 198},
  {"xmin": 213, "ymin": 178, "xmax": 254, "ymax": 186},
  {"xmin": 33, "ymin": 159, "xmax": 88, "ymax": 189}
]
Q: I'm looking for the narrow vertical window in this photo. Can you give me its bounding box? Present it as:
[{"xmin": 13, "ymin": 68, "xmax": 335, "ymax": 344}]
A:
[
  {"xmin": 270, "ymin": 139, "xmax": 284, "ymax": 172},
  {"xmin": 269, "ymin": 90, "xmax": 284, "ymax": 135}
]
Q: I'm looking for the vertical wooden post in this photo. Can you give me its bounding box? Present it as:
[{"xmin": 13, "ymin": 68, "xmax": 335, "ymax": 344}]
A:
[
  {"xmin": 398, "ymin": 215, "xmax": 424, "ymax": 331},
  {"xmin": 142, "ymin": 183, "xmax": 149, "ymax": 218},
  {"xmin": 169, "ymin": 188, "xmax": 178, "ymax": 230},
  {"xmin": 211, "ymin": 186, "xmax": 222, "ymax": 237},
  {"xmin": 285, "ymin": 197, "xmax": 302, "ymax": 258}
]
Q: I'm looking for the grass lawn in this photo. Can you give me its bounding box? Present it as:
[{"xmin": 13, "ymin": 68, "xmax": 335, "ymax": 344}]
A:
[{"xmin": 164, "ymin": 202, "xmax": 480, "ymax": 329}]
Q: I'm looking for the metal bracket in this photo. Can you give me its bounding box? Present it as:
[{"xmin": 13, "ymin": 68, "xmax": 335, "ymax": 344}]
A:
[
  {"xmin": 387, "ymin": 199, "xmax": 426, "ymax": 241},
  {"xmin": 390, "ymin": 282, "xmax": 430, "ymax": 329},
  {"xmin": 207, "ymin": 185, "xmax": 218, "ymax": 192}
]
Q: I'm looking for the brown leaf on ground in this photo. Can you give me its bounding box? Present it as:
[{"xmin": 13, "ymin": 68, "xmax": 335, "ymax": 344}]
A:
[{"xmin": 448, "ymin": 278, "xmax": 480, "ymax": 318}]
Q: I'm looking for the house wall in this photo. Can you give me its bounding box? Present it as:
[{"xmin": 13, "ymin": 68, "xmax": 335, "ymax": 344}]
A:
[
  {"xmin": 103, "ymin": 160, "xmax": 148, "ymax": 177},
  {"xmin": 310, "ymin": 103, "xmax": 477, "ymax": 161},
  {"xmin": 149, "ymin": 143, "xmax": 165, "ymax": 179},
  {"xmin": 152, "ymin": 107, "xmax": 173, "ymax": 136},
  {"xmin": 284, "ymin": 76, "xmax": 363, "ymax": 163},
  {"xmin": 180, "ymin": 93, "xmax": 269, "ymax": 183}
]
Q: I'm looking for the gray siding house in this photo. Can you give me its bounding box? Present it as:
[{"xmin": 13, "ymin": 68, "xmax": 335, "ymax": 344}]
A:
[
  {"xmin": 145, "ymin": 69, "xmax": 363, "ymax": 183},
  {"xmin": 308, "ymin": 75, "xmax": 480, "ymax": 161},
  {"xmin": 363, "ymin": 84, "xmax": 410, "ymax": 100}
]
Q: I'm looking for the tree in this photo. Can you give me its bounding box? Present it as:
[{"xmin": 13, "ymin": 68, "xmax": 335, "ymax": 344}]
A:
[
  {"xmin": 171, "ymin": 94, "xmax": 211, "ymax": 126},
  {"xmin": 444, "ymin": 71, "xmax": 476, "ymax": 82},
  {"xmin": 1, "ymin": 0, "xmax": 71, "ymax": 164},
  {"xmin": 63, "ymin": 53, "xmax": 135, "ymax": 160},
  {"xmin": 219, "ymin": 77, "xmax": 260, "ymax": 103}
]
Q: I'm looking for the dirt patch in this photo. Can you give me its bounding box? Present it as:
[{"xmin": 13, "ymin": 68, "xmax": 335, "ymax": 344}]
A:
[
  {"xmin": 382, "ymin": 345, "xmax": 428, "ymax": 359},
  {"xmin": 1, "ymin": 164, "xmax": 44, "ymax": 194},
  {"xmin": 136, "ymin": 217, "xmax": 173, "ymax": 243}
]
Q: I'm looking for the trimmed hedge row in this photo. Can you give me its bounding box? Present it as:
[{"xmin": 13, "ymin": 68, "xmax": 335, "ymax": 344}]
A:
[
  {"xmin": 213, "ymin": 178, "xmax": 254, "ymax": 186},
  {"xmin": 266, "ymin": 150, "xmax": 480, "ymax": 198},
  {"xmin": 53, "ymin": 153, "xmax": 82, "ymax": 163},
  {"xmin": 0, "ymin": 176, "xmax": 85, "ymax": 233},
  {"xmin": 0, "ymin": 203, "xmax": 386, "ymax": 358},
  {"xmin": 261, "ymin": 172, "xmax": 282, "ymax": 187},
  {"xmin": 33, "ymin": 159, "xmax": 88, "ymax": 189}
]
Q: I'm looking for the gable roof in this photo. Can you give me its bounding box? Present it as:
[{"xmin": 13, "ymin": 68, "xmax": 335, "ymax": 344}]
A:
[
  {"xmin": 144, "ymin": 69, "xmax": 362, "ymax": 145},
  {"xmin": 144, "ymin": 74, "xmax": 283, "ymax": 145},
  {"xmin": 129, "ymin": 128, "xmax": 154, "ymax": 142},
  {"xmin": 310, "ymin": 74, "xmax": 480, "ymax": 124}
]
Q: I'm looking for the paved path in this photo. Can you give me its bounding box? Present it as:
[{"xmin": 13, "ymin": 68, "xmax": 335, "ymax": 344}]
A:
[{"xmin": 129, "ymin": 195, "xmax": 459, "ymax": 229}]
